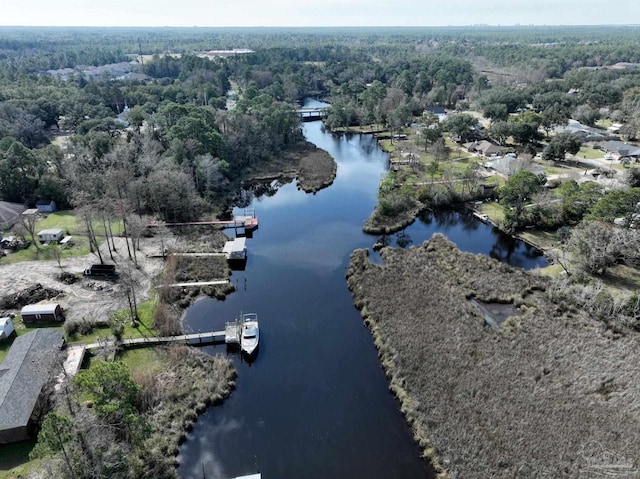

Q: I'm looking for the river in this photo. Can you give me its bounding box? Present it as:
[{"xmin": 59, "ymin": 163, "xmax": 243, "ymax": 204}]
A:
[{"xmin": 177, "ymin": 106, "xmax": 546, "ymax": 479}]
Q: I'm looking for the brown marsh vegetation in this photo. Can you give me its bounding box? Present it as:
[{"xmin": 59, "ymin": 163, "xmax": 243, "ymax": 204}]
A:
[{"xmin": 347, "ymin": 234, "xmax": 640, "ymax": 478}]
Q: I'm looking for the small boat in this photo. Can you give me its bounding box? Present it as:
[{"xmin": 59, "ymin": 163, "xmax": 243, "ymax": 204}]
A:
[{"xmin": 240, "ymin": 313, "xmax": 259, "ymax": 356}]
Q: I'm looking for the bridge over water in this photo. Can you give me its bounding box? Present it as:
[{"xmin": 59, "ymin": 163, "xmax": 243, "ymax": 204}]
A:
[{"xmin": 295, "ymin": 107, "xmax": 328, "ymax": 121}]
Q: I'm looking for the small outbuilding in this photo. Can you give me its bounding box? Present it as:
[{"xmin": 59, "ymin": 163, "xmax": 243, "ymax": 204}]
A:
[
  {"xmin": 0, "ymin": 317, "xmax": 15, "ymax": 341},
  {"xmin": 37, "ymin": 228, "xmax": 64, "ymax": 243},
  {"xmin": 20, "ymin": 304, "xmax": 64, "ymax": 324},
  {"xmin": 223, "ymin": 237, "xmax": 247, "ymax": 260},
  {"xmin": 35, "ymin": 200, "xmax": 57, "ymax": 213}
]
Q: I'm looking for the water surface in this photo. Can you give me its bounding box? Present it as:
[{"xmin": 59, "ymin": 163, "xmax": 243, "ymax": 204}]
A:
[{"xmin": 177, "ymin": 112, "xmax": 545, "ymax": 479}]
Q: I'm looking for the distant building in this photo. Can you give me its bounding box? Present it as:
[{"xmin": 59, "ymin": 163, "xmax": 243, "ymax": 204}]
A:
[
  {"xmin": 0, "ymin": 329, "xmax": 65, "ymax": 443},
  {"xmin": 35, "ymin": 200, "xmax": 57, "ymax": 213},
  {"xmin": 423, "ymin": 107, "xmax": 448, "ymax": 122},
  {"xmin": 464, "ymin": 140, "xmax": 510, "ymax": 157},
  {"xmin": 0, "ymin": 201, "xmax": 27, "ymax": 230},
  {"xmin": 555, "ymin": 121, "xmax": 606, "ymax": 141}
]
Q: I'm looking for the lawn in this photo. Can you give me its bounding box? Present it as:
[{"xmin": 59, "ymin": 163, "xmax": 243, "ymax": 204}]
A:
[
  {"xmin": 477, "ymin": 201, "xmax": 505, "ymax": 224},
  {"xmin": 0, "ymin": 440, "xmax": 40, "ymax": 479},
  {"xmin": 66, "ymin": 296, "xmax": 159, "ymax": 345},
  {"xmin": 516, "ymin": 229, "xmax": 559, "ymax": 251},
  {"xmin": 578, "ymin": 145, "xmax": 605, "ymax": 160},
  {"xmin": 119, "ymin": 347, "xmax": 165, "ymax": 378},
  {"xmin": 0, "ymin": 240, "xmax": 91, "ymax": 264},
  {"xmin": 601, "ymin": 264, "xmax": 640, "ymax": 295},
  {"xmin": 0, "ymin": 210, "xmax": 126, "ymax": 264}
]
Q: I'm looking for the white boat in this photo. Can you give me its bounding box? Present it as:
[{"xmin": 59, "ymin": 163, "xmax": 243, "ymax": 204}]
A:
[{"xmin": 240, "ymin": 313, "xmax": 259, "ymax": 356}]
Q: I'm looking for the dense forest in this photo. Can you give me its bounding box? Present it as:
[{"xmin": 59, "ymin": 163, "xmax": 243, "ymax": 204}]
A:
[{"xmin": 1, "ymin": 26, "xmax": 640, "ymax": 227}]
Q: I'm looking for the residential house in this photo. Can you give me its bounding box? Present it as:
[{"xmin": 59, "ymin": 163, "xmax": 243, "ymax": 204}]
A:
[
  {"xmin": 555, "ymin": 120, "xmax": 606, "ymax": 141},
  {"xmin": 423, "ymin": 107, "xmax": 448, "ymax": 122},
  {"xmin": 601, "ymin": 140, "xmax": 640, "ymax": 161},
  {"xmin": 0, "ymin": 329, "xmax": 65, "ymax": 443},
  {"xmin": 485, "ymin": 156, "xmax": 545, "ymax": 178},
  {"xmin": 464, "ymin": 140, "xmax": 510, "ymax": 157},
  {"xmin": 0, "ymin": 201, "xmax": 27, "ymax": 230}
]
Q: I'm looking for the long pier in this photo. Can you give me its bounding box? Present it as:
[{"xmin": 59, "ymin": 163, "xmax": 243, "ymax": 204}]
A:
[
  {"xmin": 147, "ymin": 209, "xmax": 258, "ymax": 231},
  {"xmin": 61, "ymin": 324, "xmax": 243, "ymax": 377},
  {"xmin": 85, "ymin": 328, "xmax": 237, "ymax": 351}
]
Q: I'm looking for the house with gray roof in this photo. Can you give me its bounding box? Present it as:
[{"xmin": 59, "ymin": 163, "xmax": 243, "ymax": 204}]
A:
[
  {"xmin": 601, "ymin": 140, "xmax": 640, "ymax": 160},
  {"xmin": 555, "ymin": 120, "xmax": 608, "ymax": 141},
  {"xmin": 0, "ymin": 201, "xmax": 27, "ymax": 230},
  {"xmin": 464, "ymin": 140, "xmax": 510, "ymax": 157},
  {"xmin": 0, "ymin": 329, "xmax": 64, "ymax": 443}
]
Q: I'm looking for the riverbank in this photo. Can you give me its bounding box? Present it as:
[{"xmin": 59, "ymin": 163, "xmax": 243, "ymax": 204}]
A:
[
  {"xmin": 246, "ymin": 140, "xmax": 337, "ymax": 194},
  {"xmin": 347, "ymin": 234, "xmax": 640, "ymax": 478},
  {"xmin": 131, "ymin": 345, "xmax": 236, "ymax": 477},
  {"xmin": 362, "ymin": 202, "xmax": 425, "ymax": 234}
]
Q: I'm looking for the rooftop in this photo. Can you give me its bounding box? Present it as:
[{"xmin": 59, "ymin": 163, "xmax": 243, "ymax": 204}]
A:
[{"xmin": 0, "ymin": 329, "xmax": 64, "ymax": 435}]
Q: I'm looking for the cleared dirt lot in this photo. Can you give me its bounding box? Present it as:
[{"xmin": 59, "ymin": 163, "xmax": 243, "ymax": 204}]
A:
[{"xmin": 0, "ymin": 236, "xmax": 166, "ymax": 323}]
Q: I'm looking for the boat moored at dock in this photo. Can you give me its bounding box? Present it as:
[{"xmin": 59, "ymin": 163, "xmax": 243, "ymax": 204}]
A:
[{"xmin": 240, "ymin": 313, "xmax": 259, "ymax": 356}]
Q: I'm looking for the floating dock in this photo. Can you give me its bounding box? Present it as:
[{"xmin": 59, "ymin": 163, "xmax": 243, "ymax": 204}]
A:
[{"xmin": 225, "ymin": 321, "xmax": 241, "ymax": 344}]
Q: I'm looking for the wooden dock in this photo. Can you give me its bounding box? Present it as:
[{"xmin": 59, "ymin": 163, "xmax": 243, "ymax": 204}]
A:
[
  {"xmin": 147, "ymin": 209, "xmax": 258, "ymax": 231},
  {"xmin": 164, "ymin": 280, "xmax": 230, "ymax": 288},
  {"xmin": 85, "ymin": 325, "xmax": 243, "ymax": 351}
]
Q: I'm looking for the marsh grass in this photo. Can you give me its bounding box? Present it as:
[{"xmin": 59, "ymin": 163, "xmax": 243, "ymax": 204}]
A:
[
  {"xmin": 347, "ymin": 234, "xmax": 640, "ymax": 478},
  {"xmin": 128, "ymin": 345, "xmax": 236, "ymax": 474}
]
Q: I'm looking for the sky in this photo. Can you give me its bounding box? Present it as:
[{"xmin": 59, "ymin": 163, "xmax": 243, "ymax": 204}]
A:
[{"xmin": 1, "ymin": 0, "xmax": 638, "ymax": 27}]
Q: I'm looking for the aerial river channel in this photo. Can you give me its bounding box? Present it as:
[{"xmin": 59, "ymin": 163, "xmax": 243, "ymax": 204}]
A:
[{"xmin": 177, "ymin": 101, "xmax": 546, "ymax": 479}]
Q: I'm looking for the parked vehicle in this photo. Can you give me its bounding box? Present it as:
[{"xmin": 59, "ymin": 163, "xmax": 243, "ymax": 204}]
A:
[
  {"xmin": 83, "ymin": 264, "xmax": 117, "ymax": 278},
  {"xmin": 0, "ymin": 317, "xmax": 15, "ymax": 340}
]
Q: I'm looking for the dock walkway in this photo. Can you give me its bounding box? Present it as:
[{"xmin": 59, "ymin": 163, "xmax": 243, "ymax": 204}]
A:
[
  {"xmin": 165, "ymin": 280, "xmax": 230, "ymax": 288},
  {"xmin": 85, "ymin": 325, "xmax": 242, "ymax": 351}
]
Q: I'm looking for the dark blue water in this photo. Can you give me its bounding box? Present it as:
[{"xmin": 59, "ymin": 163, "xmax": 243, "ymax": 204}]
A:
[{"xmin": 177, "ymin": 107, "xmax": 546, "ymax": 479}]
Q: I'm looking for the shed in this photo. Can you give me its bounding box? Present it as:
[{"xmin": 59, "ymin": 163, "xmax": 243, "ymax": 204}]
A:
[
  {"xmin": 223, "ymin": 237, "xmax": 247, "ymax": 260},
  {"xmin": 0, "ymin": 329, "xmax": 65, "ymax": 443},
  {"xmin": 20, "ymin": 304, "xmax": 64, "ymax": 324},
  {"xmin": 37, "ymin": 228, "xmax": 64, "ymax": 243},
  {"xmin": 35, "ymin": 200, "xmax": 57, "ymax": 213},
  {"xmin": 0, "ymin": 317, "xmax": 14, "ymax": 341}
]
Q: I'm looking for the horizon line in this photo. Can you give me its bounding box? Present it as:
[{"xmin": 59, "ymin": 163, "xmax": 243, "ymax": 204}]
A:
[{"xmin": 0, "ymin": 23, "xmax": 639, "ymax": 29}]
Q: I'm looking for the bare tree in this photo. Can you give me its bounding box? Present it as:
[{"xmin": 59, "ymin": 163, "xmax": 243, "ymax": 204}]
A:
[{"xmin": 17, "ymin": 209, "xmax": 41, "ymax": 250}]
